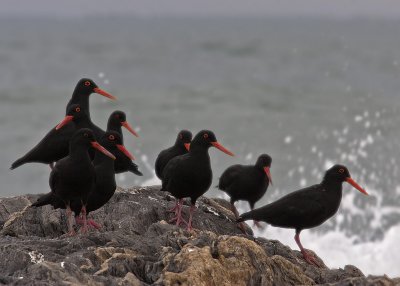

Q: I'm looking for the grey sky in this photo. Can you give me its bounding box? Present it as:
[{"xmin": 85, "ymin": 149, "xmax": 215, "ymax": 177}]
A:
[{"xmin": 2, "ymin": 0, "xmax": 400, "ymax": 18}]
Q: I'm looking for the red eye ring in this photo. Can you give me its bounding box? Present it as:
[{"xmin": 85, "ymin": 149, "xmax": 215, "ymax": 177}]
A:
[
  {"xmin": 75, "ymin": 107, "xmax": 81, "ymax": 112},
  {"xmin": 84, "ymin": 81, "xmax": 91, "ymax": 86},
  {"xmin": 339, "ymin": 168, "xmax": 344, "ymax": 173},
  {"xmin": 203, "ymin": 133, "xmax": 208, "ymax": 139},
  {"xmin": 108, "ymin": 135, "xmax": 115, "ymax": 140}
]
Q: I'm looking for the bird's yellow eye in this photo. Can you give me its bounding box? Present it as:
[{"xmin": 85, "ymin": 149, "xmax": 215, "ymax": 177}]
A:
[
  {"xmin": 75, "ymin": 107, "xmax": 81, "ymax": 112},
  {"xmin": 84, "ymin": 81, "xmax": 91, "ymax": 86},
  {"xmin": 339, "ymin": 168, "xmax": 344, "ymax": 173},
  {"xmin": 108, "ymin": 135, "xmax": 115, "ymax": 140},
  {"xmin": 203, "ymin": 133, "xmax": 208, "ymax": 139}
]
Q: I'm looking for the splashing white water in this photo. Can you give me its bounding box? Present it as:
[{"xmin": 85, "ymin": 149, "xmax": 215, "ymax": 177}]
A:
[{"xmin": 253, "ymin": 223, "xmax": 400, "ymax": 277}]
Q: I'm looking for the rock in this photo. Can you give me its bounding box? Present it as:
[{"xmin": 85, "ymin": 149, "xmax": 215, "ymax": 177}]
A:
[{"xmin": 0, "ymin": 186, "xmax": 398, "ymax": 285}]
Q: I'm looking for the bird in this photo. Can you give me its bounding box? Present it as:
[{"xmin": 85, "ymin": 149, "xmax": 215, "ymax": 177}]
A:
[
  {"xmin": 47, "ymin": 128, "xmax": 116, "ymax": 235},
  {"xmin": 237, "ymin": 164, "xmax": 368, "ymax": 267},
  {"xmin": 10, "ymin": 78, "xmax": 116, "ymax": 170},
  {"xmin": 218, "ymin": 154, "xmax": 272, "ymax": 232},
  {"xmin": 161, "ymin": 130, "xmax": 234, "ymax": 231},
  {"xmin": 32, "ymin": 131, "xmax": 134, "ymax": 230},
  {"xmin": 56, "ymin": 105, "xmax": 142, "ymax": 175},
  {"xmin": 155, "ymin": 130, "xmax": 192, "ymax": 180},
  {"xmin": 106, "ymin": 111, "xmax": 142, "ymax": 175}
]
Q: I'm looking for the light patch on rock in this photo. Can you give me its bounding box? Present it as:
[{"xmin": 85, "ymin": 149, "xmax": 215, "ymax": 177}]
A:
[
  {"xmin": 60, "ymin": 262, "xmax": 65, "ymax": 268},
  {"xmin": 28, "ymin": 251, "xmax": 44, "ymax": 264}
]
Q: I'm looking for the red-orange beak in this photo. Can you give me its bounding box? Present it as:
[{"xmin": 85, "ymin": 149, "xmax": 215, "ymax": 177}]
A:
[
  {"xmin": 117, "ymin": 144, "xmax": 135, "ymax": 160},
  {"xmin": 211, "ymin": 142, "xmax": 234, "ymax": 156},
  {"xmin": 345, "ymin": 177, "xmax": 368, "ymax": 195},
  {"xmin": 263, "ymin": 166, "xmax": 273, "ymax": 186},
  {"xmin": 91, "ymin": 141, "xmax": 116, "ymax": 160},
  {"xmin": 93, "ymin": 87, "xmax": 116, "ymax": 100},
  {"xmin": 184, "ymin": 143, "xmax": 190, "ymax": 151},
  {"xmin": 121, "ymin": 121, "xmax": 139, "ymax": 137},
  {"xmin": 55, "ymin": 115, "xmax": 74, "ymax": 130}
]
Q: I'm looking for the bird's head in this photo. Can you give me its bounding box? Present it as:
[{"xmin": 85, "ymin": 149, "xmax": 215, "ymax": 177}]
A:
[
  {"xmin": 175, "ymin": 129, "xmax": 192, "ymax": 151},
  {"xmin": 109, "ymin": 111, "xmax": 139, "ymax": 137},
  {"xmin": 75, "ymin": 78, "xmax": 116, "ymax": 100},
  {"xmin": 324, "ymin": 164, "xmax": 368, "ymax": 195},
  {"xmin": 191, "ymin": 130, "xmax": 234, "ymax": 156}
]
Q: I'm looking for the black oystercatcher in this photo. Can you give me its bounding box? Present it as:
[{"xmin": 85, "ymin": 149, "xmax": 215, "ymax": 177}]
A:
[
  {"xmin": 155, "ymin": 130, "xmax": 192, "ymax": 180},
  {"xmin": 10, "ymin": 79, "xmax": 115, "ymax": 170},
  {"xmin": 237, "ymin": 164, "xmax": 368, "ymax": 266},
  {"xmin": 218, "ymin": 154, "xmax": 272, "ymax": 231},
  {"xmin": 107, "ymin": 111, "xmax": 142, "ymax": 175},
  {"xmin": 161, "ymin": 130, "xmax": 234, "ymax": 231},
  {"xmin": 49, "ymin": 128, "xmax": 115, "ymax": 235},
  {"xmin": 32, "ymin": 131, "xmax": 133, "ymax": 230}
]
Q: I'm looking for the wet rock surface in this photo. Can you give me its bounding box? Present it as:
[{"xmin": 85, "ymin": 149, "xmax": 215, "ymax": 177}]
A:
[{"xmin": 0, "ymin": 186, "xmax": 398, "ymax": 285}]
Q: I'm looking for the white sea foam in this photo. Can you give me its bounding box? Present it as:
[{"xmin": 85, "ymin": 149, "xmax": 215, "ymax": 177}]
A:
[{"xmin": 253, "ymin": 224, "xmax": 400, "ymax": 277}]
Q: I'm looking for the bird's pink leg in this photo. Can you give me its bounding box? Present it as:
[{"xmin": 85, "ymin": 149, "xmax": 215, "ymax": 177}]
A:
[
  {"xmin": 231, "ymin": 203, "xmax": 248, "ymax": 234},
  {"xmin": 80, "ymin": 205, "xmax": 88, "ymax": 234},
  {"xmin": 294, "ymin": 231, "xmax": 323, "ymax": 267},
  {"xmin": 169, "ymin": 199, "xmax": 187, "ymax": 226},
  {"xmin": 66, "ymin": 204, "xmax": 76, "ymax": 236},
  {"xmin": 168, "ymin": 199, "xmax": 179, "ymax": 215},
  {"xmin": 186, "ymin": 204, "xmax": 196, "ymax": 231}
]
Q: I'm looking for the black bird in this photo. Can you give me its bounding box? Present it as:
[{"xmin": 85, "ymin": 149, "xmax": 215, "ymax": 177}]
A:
[
  {"xmin": 48, "ymin": 128, "xmax": 115, "ymax": 235},
  {"xmin": 155, "ymin": 130, "xmax": 192, "ymax": 180},
  {"xmin": 218, "ymin": 154, "xmax": 272, "ymax": 231},
  {"xmin": 57, "ymin": 105, "xmax": 142, "ymax": 175},
  {"xmin": 106, "ymin": 111, "xmax": 142, "ymax": 175},
  {"xmin": 237, "ymin": 165, "xmax": 368, "ymax": 266},
  {"xmin": 161, "ymin": 130, "xmax": 234, "ymax": 231},
  {"xmin": 32, "ymin": 131, "xmax": 134, "ymax": 230},
  {"xmin": 10, "ymin": 78, "xmax": 115, "ymax": 170}
]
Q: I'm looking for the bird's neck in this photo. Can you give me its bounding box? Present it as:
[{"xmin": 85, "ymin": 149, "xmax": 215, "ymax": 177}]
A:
[
  {"xmin": 321, "ymin": 178, "xmax": 344, "ymax": 194},
  {"xmin": 68, "ymin": 90, "xmax": 91, "ymax": 118},
  {"xmin": 189, "ymin": 145, "xmax": 211, "ymax": 161},
  {"xmin": 93, "ymin": 151, "xmax": 115, "ymax": 169},
  {"xmin": 69, "ymin": 145, "xmax": 91, "ymax": 162},
  {"xmin": 174, "ymin": 142, "xmax": 187, "ymax": 152},
  {"xmin": 107, "ymin": 121, "xmax": 123, "ymax": 137}
]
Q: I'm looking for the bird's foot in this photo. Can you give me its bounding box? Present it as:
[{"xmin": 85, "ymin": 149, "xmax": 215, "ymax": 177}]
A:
[
  {"xmin": 67, "ymin": 230, "xmax": 77, "ymax": 237},
  {"xmin": 80, "ymin": 225, "xmax": 89, "ymax": 235},
  {"xmin": 238, "ymin": 222, "xmax": 249, "ymax": 235},
  {"xmin": 169, "ymin": 215, "xmax": 188, "ymax": 227},
  {"xmin": 168, "ymin": 204, "xmax": 179, "ymax": 214},
  {"xmin": 301, "ymin": 250, "xmax": 323, "ymax": 268},
  {"xmin": 87, "ymin": 219, "xmax": 102, "ymax": 230},
  {"xmin": 253, "ymin": 220, "xmax": 263, "ymax": 229}
]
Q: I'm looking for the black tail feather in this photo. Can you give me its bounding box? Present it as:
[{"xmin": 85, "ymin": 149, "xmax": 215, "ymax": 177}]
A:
[
  {"xmin": 129, "ymin": 163, "xmax": 143, "ymax": 176},
  {"xmin": 30, "ymin": 193, "xmax": 54, "ymax": 208},
  {"xmin": 10, "ymin": 157, "xmax": 26, "ymax": 170},
  {"xmin": 236, "ymin": 210, "xmax": 254, "ymax": 223}
]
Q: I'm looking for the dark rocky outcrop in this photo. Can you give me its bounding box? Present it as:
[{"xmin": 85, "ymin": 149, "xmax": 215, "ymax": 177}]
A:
[{"xmin": 0, "ymin": 186, "xmax": 398, "ymax": 285}]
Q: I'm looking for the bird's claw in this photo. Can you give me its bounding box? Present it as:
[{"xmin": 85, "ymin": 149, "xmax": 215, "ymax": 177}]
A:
[
  {"xmin": 253, "ymin": 220, "xmax": 263, "ymax": 229},
  {"xmin": 302, "ymin": 250, "xmax": 323, "ymax": 268},
  {"xmin": 238, "ymin": 222, "xmax": 249, "ymax": 235}
]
